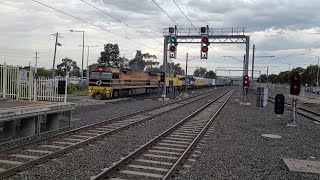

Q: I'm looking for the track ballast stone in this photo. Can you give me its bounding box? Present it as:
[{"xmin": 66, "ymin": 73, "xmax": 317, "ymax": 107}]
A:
[
  {"xmin": 5, "ymin": 90, "xmax": 226, "ymax": 180},
  {"xmin": 176, "ymin": 89, "xmax": 320, "ymax": 180}
]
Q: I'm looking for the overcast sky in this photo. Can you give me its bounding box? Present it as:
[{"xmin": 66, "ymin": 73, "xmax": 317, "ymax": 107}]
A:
[{"xmin": 1, "ymin": 0, "xmax": 320, "ymax": 76}]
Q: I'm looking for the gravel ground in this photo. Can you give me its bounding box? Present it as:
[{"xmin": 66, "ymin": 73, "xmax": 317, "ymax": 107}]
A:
[
  {"xmin": 5, "ymin": 88, "xmax": 230, "ymax": 180},
  {"xmin": 70, "ymin": 87, "xmax": 220, "ymax": 128},
  {"xmin": 263, "ymin": 84, "xmax": 320, "ymax": 112},
  {"xmin": 0, "ymin": 87, "xmax": 220, "ymax": 152},
  {"xmin": 176, "ymin": 88, "xmax": 320, "ymax": 180}
]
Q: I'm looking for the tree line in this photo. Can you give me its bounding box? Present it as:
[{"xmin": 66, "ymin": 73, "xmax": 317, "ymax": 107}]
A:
[
  {"xmin": 258, "ymin": 65, "xmax": 319, "ymax": 86},
  {"xmin": 24, "ymin": 43, "xmax": 217, "ymax": 78}
]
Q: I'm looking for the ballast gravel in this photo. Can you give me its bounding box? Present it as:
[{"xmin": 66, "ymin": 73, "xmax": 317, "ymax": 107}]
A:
[
  {"xmin": 176, "ymin": 89, "xmax": 320, "ymax": 180},
  {"xmin": 6, "ymin": 89, "xmax": 228, "ymax": 180}
]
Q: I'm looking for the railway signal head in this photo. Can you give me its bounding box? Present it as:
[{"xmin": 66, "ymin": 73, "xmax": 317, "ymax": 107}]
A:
[
  {"xmin": 168, "ymin": 26, "xmax": 177, "ymax": 59},
  {"xmin": 202, "ymin": 37, "xmax": 208, "ymax": 44},
  {"xmin": 274, "ymin": 94, "xmax": 285, "ymax": 114},
  {"xmin": 202, "ymin": 46, "xmax": 208, "ymax": 53},
  {"xmin": 169, "ymin": 27, "xmax": 174, "ymax": 34},
  {"xmin": 201, "ymin": 27, "xmax": 206, "ymax": 34},
  {"xmin": 243, "ymin": 75, "xmax": 249, "ymax": 86},
  {"xmin": 160, "ymin": 72, "xmax": 165, "ymax": 82},
  {"xmin": 201, "ymin": 37, "xmax": 209, "ymax": 59},
  {"xmin": 290, "ymin": 73, "xmax": 301, "ymax": 95},
  {"xmin": 170, "ymin": 37, "xmax": 176, "ymax": 44}
]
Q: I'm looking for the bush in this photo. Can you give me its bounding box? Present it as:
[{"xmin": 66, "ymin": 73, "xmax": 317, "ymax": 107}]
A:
[
  {"xmin": 67, "ymin": 83, "xmax": 88, "ymax": 95},
  {"xmin": 67, "ymin": 84, "xmax": 79, "ymax": 94}
]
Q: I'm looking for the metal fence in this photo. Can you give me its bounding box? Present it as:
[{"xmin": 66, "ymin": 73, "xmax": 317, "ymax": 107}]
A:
[{"xmin": 0, "ymin": 63, "xmax": 65, "ymax": 102}]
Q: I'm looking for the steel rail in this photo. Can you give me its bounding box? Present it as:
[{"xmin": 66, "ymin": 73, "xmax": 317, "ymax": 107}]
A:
[
  {"xmin": 163, "ymin": 90, "xmax": 234, "ymax": 179},
  {"xmin": 268, "ymin": 96, "xmax": 320, "ymax": 122},
  {"xmin": 0, "ymin": 87, "xmax": 224, "ymax": 153},
  {"xmin": 92, "ymin": 89, "xmax": 234, "ymax": 180},
  {"xmin": 0, "ymin": 88, "xmax": 228, "ymax": 179}
]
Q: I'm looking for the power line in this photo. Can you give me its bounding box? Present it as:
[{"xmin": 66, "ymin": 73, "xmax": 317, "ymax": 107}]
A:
[
  {"xmin": 172, "ymin": 0, "xmax": 199, "ymax": 34},
  {"xmin": 80, "ymin": 0, "xmax": 163, "ymax": 44},
  {"xmin": 32, "ymin": 0, "xmax": 162, "ymax": 53},
  {"xmin": 151, "ymin": 0, "xmax": 187, "ymax": 35}
]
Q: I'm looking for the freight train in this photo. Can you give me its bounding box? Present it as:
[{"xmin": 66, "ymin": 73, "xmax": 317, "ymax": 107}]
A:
[{"xmin": 88, "ymin": 65, "xmax": 230, "ymax": 99}]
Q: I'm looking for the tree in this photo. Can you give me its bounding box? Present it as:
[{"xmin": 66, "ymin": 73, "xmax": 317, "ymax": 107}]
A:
[
  {"xmin": 193, "ymin": 67, "xmax": 207, "ymax": 77},
  {"xmin": 258, "ymin": 74, "xmax": 268, "ymax": 83},
  {"xmin": 278, "ymin": 71, "xmax": 291, "ymax": 84},
  {"xmin": 98, "ymin": 43, "xmax": 127, "ymax": 67},
  {"xmin": 128, "ymin": 50, "xmax": 158, "ymax": 71},
  {"xmin": 159, "ymin": 63, "xmax": 185, "ymax": 75},
  {"xmin": 204, "ymin": 70, "xmax": 216, "ymax": 78},
  {"xmin": 37, "ymin": 67, "xmax": 51, "ymax": 78},
  {"xmin": 56, "ymin": 57, "xmax": 80, "ymax": 77},
  {"xmin": 268, "ymin": 74, "xmax": 279, "ymax": 83},
  {"xmin": 129, "ymin": 50, "xmax": 145, "ymax": 71},
  {"xmin": 301, "ymin": 65, "xmax": 318, "ymax": 85}
]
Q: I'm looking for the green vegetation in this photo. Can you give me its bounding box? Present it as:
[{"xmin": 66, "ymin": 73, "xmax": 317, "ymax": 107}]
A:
[
  {"xmin": 67, "ymin": 83, "xmax": 88, "ymax": 96},
  {"xmin": 258, "ymin": 65, "xmax": 319, "ymax": 86}
]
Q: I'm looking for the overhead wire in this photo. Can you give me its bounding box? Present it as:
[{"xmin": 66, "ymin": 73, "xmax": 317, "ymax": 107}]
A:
[
  {"xmin": 80, "ymin": 0, "xmax": 163, "ymax": 44},
  {"xmin": 172, "ymin": 0, "xmax": 199, "ymax": 34},
  {"xmin": 151, "ymin": 0, "xmax": 188, "ymax": 35},
  {"xmin": 32, "ymin": 0, "xmax": 162, "ymax": 53}
]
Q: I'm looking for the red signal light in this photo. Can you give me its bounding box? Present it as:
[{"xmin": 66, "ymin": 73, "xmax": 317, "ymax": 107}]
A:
[
  {"xmin": 202, "ymin": 37, "xmax": 208, "ymax": 44},
  {"xmin": 294, "ymin": 76, "xmax": 298, "ymax": 81},
  {"xmin": 202, "ymin": 46, "xmax": 208, "ymax": 52},
  {"xmin": 243, "ymin": 75, "xmax": 249, "ymax": 86},
  {"xmin": 169, "ymin": 46, "xmax": 176, "ymax": 52}
]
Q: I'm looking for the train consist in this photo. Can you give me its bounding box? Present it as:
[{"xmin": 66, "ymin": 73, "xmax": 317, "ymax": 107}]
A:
[{"xmin": 88, "ymin": 65, "xmax": 230, "ymax": 99}]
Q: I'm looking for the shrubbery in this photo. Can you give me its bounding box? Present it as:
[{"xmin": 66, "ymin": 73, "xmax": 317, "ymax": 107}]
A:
[{"xmin": 67, "ymin": 83, "xmax": 88, "ymax": 95}]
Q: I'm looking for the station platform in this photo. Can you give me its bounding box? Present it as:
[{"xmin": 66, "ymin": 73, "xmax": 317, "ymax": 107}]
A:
[
  {"xmin": 177, "ymin": 90, "xmax": 320, "ymax": 179},
  {"xmin": 0, "ymin": 99, "xmax": 76, "ymax": 140}
]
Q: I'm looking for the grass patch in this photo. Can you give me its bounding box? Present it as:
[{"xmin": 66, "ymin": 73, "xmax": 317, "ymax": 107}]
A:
[{"xmin": 68, "ymin": 83, "xmax": 88, "ymax": 96}]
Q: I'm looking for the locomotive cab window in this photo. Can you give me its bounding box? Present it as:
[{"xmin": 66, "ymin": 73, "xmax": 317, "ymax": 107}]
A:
[
  {"xmin": 101, "ymin": 72, "xmax": 112, "ymax": 79},
  {"xmin": 91, "ymin": 72, "xmax": 100, "ymax": 79},
  {"xmin": 112, "ymin": 73, "xmax": 119, "ymax": 79}
]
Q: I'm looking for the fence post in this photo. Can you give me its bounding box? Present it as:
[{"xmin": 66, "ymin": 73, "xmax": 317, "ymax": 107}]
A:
[
  {"xmin": 28, "ymin": 67, "xmax": 33, "ymax": 100},
  {"xmin": 33, "ymin": 71, "xmax": 37, "ymax": 101},
  {"xmin": 16, "ymin": 66, "xmax": 20, "ymax": 100},
  {"xmin": 3, "ymin": 63, "xmax": 7, "ymax": 98}
]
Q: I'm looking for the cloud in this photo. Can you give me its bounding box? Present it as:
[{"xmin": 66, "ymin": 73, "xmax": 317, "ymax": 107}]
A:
[{"xmin": 0, "ymin": 0, "xmax": 319, "ymax": 76}]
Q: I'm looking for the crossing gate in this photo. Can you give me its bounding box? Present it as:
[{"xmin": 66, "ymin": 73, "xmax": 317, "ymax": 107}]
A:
[{"xmin": 0, "ymin": 63, "xmax": 66, "ymax": 102}]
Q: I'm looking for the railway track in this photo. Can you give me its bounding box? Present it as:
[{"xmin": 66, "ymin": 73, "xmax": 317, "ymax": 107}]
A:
[
  {"xmin": 0, "ymin": 87, "xmax": 230, "ymax": 179},
  {"xmin": 92, "ymin": 89, "xmax": 234, "ymax": 180},
  {"xmin": 268, "ymin": 96, "xmax": 320, "ymax": 122}
]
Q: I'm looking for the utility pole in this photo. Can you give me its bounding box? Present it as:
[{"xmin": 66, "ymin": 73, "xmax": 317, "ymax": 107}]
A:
[
  {"xmin": 266, "ymin": 66, "xmax": 269, "ymax": 88},
  {"xmin": 51, "ymin": 32, "xmax": 61, "ymax": 78},
  {"xmin": 35, "ymin": 52, "xmax": 39, "ymax": 73},
  {"xmin": 317, "ymin": 58, "xmax": 319, "ymax": 87},
  {"xmin": 86, "ymin": 46, "xmax": 90, "ymax": 84},
  {"xmin": 81, "ymin": 32, "xmax": 85, "ymax": 81},
  {"xmin": 81, "ymin": 45, "xmax": 98, "ymax": 85},
  {"xmin": 162, "ymin": 37, "xmax": 168, "ymax": 99},
  {"xmin": 251, "ymin": 44, "xmax": 255, "ymax": 89},
  {"xmin": 185, "ymin": 53, "xmax": 188, "ymax": 93},
  {"xmin": 70, "ymin": 30, "xmax": 85, "ymax": 82}
]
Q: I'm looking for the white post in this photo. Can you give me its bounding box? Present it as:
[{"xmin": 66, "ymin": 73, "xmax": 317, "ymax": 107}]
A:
[
  {"xmin": 34, "ymin": 52, "xmax": 38, "ymax": 101},
  {"xmin": 16, "ymin": 66, "xmax": 20, "ymax": 100},
  {"xmin": 28, "ymin": 67, "xmax": 33, "ymax": 100},
  {"xmin": 292, "ymin": 96, "xmax": 297, "ymax": 125},
  {"xmin": 64, "ymin": 70, "xmax": 68, "ymax": 103},
  {"xmin": 3, "ymin": 62, "xmax": 7, "ymax": 98}
]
